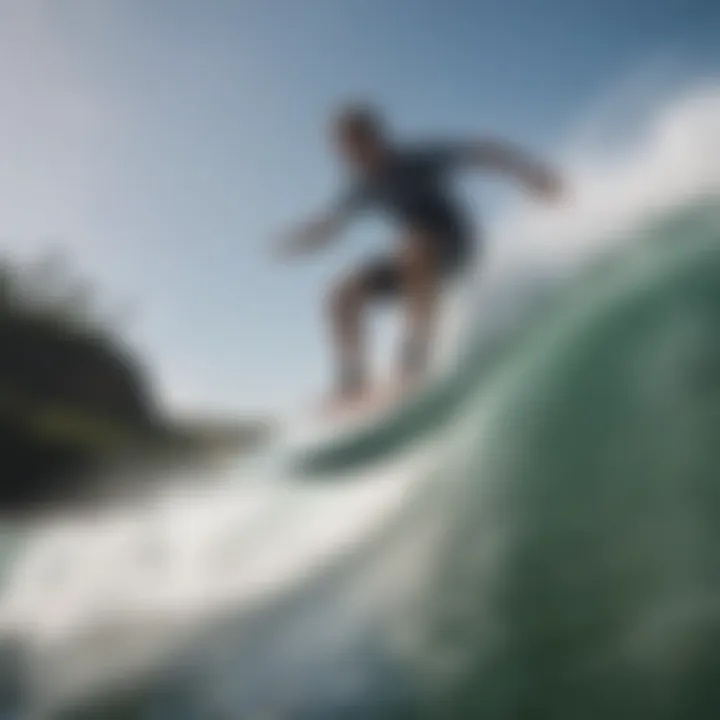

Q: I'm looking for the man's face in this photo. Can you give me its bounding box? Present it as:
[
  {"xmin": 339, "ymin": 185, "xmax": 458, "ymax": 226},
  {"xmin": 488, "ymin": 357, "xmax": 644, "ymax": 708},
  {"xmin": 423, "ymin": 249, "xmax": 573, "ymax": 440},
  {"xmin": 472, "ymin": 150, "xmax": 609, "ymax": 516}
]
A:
[{"xmin": 334, "ymin": 125, "xmax": 386, "ymax": 174}]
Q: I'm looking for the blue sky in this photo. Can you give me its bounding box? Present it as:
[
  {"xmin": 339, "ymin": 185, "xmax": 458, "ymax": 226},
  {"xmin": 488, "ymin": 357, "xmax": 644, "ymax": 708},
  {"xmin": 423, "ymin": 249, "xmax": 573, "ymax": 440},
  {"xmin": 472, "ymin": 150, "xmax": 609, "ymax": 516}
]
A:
[{"xmin": 0, "ymin": 0, "xmax": 718, "ymax": 414}]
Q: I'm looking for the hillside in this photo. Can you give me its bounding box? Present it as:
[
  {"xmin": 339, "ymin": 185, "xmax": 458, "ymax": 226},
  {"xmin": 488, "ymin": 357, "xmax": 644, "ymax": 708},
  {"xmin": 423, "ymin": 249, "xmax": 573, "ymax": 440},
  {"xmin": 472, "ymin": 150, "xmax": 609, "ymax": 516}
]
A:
[{"xmin": 0, "ymin": 255, "xmax": 268, "ymax": 510}]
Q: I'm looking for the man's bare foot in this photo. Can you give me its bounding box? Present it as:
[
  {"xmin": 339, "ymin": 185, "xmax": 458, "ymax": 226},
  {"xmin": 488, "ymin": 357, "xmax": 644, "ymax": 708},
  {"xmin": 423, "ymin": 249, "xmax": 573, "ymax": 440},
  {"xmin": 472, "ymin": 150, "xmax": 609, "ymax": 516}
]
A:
[
  {"xmin": 317, "ymin": 391, "xmax": 368, "ymax": 418},
  {"xmin": 318, "ymin": 387, "xmax": 398, "ymax": 419},
  {"xmin": 316, "ymin": 375, "xmax": 425, "ymax": 420}
]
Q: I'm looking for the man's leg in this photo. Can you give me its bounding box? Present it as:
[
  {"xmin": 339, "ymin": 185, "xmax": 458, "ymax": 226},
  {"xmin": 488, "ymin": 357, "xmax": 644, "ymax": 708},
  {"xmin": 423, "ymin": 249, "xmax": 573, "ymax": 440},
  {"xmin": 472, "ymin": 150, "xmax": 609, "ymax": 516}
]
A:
[
  {"xmin": 399, "ymin": 231, "xmax": 442, "ymax": 387},
  {"xmin": 328, "ymin": 272, "xmax": 369, "ymax": 401},
  {"xmin": 327, "ymin": 257, "xmax": 402, "ymax": 403}
]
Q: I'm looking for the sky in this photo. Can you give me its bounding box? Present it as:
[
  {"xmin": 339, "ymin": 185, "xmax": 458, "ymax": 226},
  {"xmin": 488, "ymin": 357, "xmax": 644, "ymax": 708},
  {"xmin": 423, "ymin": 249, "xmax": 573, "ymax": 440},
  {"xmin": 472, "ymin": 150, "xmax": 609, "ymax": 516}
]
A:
[{"xmin": 0, "ymin": 0, "xmax": 718, "ymax": 416}]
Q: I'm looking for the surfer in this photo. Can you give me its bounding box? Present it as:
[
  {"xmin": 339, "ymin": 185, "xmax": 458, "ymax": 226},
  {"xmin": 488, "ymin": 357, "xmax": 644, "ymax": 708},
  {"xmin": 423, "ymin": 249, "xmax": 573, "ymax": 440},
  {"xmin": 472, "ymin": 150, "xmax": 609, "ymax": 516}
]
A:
[{"xmin": 276, "ymin": 104, "xmax": 563, "ymax": 412}]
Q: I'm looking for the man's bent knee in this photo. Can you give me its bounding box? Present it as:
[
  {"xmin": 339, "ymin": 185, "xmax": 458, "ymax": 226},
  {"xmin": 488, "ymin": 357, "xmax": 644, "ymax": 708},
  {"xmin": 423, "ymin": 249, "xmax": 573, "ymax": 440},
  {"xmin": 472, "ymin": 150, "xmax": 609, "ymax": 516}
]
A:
[{"xmin": 328, "ymin": 276, "xmax": 365, "ymax": 323}]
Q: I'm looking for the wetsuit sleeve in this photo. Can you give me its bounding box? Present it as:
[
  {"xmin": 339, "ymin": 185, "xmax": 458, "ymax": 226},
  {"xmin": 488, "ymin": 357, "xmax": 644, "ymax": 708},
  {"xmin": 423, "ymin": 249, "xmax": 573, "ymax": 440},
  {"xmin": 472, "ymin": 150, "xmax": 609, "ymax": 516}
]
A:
[{"xmin": 418, "ymin": 142, "xmax": 477, "ymax": 173}]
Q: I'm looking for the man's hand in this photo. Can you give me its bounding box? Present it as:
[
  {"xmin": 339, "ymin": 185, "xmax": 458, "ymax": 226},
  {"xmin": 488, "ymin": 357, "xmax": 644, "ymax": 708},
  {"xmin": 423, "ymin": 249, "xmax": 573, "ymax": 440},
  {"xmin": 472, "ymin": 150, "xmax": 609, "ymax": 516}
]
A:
[
  {"xmin": 526, "ymin": 165, "xmax": 565, "ymax": 202},
  {"xmin": 466, "ymin": 139, "xmax": 565, "ymax": 203},
  {"xmin": 273, "ymin": 231, "xmax": 310, "ymax": 261},
  {"xmin": 272, "ymin": 215, "xmax": 342, "ymax": 261}
]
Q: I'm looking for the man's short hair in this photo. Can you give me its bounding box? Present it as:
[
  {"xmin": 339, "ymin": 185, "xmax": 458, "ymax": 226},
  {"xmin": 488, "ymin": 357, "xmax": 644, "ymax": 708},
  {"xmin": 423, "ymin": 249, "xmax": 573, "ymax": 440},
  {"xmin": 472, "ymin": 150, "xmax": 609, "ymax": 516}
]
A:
[{"xmin": 333, "ymin": 103, "xmax": 384, "ymax": 140}]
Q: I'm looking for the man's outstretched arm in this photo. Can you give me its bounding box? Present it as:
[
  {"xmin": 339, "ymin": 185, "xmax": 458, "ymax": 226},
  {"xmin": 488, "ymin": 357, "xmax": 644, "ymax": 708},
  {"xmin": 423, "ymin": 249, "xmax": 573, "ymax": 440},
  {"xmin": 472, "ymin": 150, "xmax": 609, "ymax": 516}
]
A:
[
  {"xmin": 274, "ymin": 211, "xmax": 346, "ymax": 260},
  {"xmin": 462, "ymin": 138, "xmax": 563, "ymax": 199},
  {"xmin": 274, "ymin": 184, "xmax": 367, "ymax": 260}
]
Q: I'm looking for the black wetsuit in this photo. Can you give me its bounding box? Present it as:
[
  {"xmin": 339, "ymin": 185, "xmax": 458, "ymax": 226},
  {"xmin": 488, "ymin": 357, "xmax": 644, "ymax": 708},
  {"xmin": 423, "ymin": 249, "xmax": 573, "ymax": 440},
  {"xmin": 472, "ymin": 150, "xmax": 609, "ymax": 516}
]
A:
[{"xmin": 334, "ymin": 142, "xmax": 476, "ymax": 296}]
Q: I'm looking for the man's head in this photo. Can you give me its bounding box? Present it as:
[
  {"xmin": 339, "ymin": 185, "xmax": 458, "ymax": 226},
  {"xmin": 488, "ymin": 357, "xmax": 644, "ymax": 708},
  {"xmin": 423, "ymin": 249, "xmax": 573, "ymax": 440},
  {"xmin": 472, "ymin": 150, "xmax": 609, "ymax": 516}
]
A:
[{"xmin": 332, "ymin": 104, "xmax": 388, "ymax": 172}]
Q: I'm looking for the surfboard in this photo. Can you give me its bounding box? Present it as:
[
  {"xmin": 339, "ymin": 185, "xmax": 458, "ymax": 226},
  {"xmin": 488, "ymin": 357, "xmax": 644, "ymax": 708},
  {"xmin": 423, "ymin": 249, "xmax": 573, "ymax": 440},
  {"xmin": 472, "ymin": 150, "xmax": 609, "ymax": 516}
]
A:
[{"xmin": 276, "ymin": 381, "xmax": 413, "ymax": 457}]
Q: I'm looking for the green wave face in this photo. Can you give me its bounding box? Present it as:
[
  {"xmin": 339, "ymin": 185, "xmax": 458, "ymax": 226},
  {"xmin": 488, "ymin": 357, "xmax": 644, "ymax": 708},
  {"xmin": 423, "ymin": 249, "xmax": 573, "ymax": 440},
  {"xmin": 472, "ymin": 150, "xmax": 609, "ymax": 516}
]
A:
[{"xmin": 414, "ymin": 199, "xmax": 720, "ymax": 718}]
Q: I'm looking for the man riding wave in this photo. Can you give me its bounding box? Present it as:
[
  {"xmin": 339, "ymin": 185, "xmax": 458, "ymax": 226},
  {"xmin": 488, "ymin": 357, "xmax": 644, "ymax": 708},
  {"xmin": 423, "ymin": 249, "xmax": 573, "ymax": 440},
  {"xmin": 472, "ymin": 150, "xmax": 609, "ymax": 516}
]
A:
[{"xmin": 277, "ymin": 104, "xmax": 563, "ymax": 412}]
